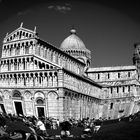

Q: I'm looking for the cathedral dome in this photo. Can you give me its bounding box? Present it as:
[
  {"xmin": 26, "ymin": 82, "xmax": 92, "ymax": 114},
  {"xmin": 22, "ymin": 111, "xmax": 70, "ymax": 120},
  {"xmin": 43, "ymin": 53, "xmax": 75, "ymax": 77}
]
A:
[
  {"xmin": 60, "ymin": 28, "xmax": 91, "ymax": 67},
  {"xmin": 60, "ymin": 29, "xmax": 87, "ymax": 51}
]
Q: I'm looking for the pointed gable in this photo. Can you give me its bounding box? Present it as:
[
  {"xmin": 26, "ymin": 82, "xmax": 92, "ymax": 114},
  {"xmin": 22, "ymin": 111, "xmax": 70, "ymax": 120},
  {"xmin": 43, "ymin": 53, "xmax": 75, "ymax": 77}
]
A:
[{"xmin": 3, "ymin": 23, "xmax": 36, "ymax": 43}]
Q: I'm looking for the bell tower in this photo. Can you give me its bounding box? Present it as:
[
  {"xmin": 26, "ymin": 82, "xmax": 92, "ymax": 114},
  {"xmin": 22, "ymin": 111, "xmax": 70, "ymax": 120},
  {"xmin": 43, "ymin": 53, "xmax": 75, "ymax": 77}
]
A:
[{"xmin": 133, "ymin": 43, "xmax": 140, "ymax": 78}]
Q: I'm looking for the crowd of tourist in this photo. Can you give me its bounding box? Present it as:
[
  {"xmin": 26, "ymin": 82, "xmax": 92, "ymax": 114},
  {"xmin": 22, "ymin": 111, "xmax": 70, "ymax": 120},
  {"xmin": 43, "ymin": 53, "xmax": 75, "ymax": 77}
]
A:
[{"xmin": 0, "ymin": 112, "xmax": 140, "ymax": 140}]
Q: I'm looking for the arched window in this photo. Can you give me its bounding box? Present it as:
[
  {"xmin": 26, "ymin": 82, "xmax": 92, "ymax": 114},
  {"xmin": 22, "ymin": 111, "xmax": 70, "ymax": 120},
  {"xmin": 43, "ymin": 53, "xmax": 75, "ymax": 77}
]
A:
[
  {"xmin": 13, "ymin": 90, "xmax": 21, "ymax": 98},
  {"xmin": 36, "ymin": 98, "xmax": 44, "ymax": 105}
]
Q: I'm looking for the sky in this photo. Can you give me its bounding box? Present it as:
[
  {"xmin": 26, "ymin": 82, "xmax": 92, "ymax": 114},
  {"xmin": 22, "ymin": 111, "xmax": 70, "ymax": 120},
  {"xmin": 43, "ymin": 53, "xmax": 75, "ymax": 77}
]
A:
[{"xmin": 0, "ymin": 0, "xmax": 140, "ymax": 67}]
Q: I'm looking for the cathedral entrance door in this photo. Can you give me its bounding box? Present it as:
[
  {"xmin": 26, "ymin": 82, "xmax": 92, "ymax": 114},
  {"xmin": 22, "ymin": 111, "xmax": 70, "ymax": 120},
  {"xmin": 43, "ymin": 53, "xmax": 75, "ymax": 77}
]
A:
[
  {"xmin": 37, "ymin": 106, "xmax": 45, "ymax": 118},
  {"xmin": 14, "ymin": 101, "xmax": 23, "ymax": 116},
  {"xmin": 0, "ymin": 104, "xmax": 6, "ymax": 113}
]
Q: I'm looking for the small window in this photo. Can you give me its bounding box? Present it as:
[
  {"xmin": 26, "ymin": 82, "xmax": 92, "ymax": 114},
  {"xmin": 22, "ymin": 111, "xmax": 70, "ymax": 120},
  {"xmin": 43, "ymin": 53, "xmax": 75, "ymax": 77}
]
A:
[
  {"xmin": 123, "ymin": 87, "xmax": 125, "ymax": 92},
  {"xmin": 36, "ymin": 98, "xmax": 44, "ymax": 105},
  {"xmin": 128, "ymin": 86, "xmax": 130, "ymax": 92},
  {"xmin": 98, "ymin": 74, "xmax": 100, "ymax": 79},
  {"xmin": 128, "ymin": 72, "xmax": 131, "ymax": 77},
  {"xmin": 50, "ymin": 66, "xmax": 53, "ymax": 69},
  {"xmin": 111, "ymin": 87, "xmax": 113, "ymax": 94},
  {"xmin": 13, "ymin": 91, "xmax": 21, "ymax": 98},
  {"xmin": 110, "ymin": 103, "xmax": 113, "ymax": 109},
  {"xmin": 118, "ymin": 73, "xmax": 120, "ymax": 78},
  {"xmin": 108, "ymin": 73, "xmax": 110, "ymax": 79}
]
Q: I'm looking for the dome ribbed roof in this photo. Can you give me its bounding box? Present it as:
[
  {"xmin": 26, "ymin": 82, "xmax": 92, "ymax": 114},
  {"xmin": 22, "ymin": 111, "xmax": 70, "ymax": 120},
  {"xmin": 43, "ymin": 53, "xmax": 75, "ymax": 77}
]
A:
[{"xmin": 60, "ymin": 29, "xmax": 87, "ymax": 51}]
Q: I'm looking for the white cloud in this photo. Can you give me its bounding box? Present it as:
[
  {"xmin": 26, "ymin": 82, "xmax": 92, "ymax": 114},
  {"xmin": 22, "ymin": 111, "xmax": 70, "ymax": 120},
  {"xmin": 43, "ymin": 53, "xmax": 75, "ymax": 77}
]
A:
[
  {"xmin": 48, "ymin": 4, "xmax": 71, "ymax": 14},
  {"xmin": 48, "ymin": 5, "xmax": 54, "ymax": 9}
]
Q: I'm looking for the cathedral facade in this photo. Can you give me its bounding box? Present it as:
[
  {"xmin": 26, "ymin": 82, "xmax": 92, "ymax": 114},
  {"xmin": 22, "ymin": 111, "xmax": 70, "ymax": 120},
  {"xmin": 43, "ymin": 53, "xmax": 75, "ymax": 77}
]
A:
[{"xmin": 0, "ymin": 23, "xmax": 140, "ymax": 121}]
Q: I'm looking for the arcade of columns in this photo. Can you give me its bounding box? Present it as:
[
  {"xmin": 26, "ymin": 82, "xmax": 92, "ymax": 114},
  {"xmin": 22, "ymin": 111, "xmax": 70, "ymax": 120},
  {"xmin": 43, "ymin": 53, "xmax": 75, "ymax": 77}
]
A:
[{"xmin": 2, "ymin": 39, "xmax": 85, "ymax": 75}]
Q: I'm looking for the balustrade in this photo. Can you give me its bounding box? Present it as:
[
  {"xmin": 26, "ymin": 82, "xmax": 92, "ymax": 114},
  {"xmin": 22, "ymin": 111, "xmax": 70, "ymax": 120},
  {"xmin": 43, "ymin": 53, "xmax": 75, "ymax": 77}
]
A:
[{"xmin": 2, "ymin": 36, "xmax": 85, "ymax": 76}]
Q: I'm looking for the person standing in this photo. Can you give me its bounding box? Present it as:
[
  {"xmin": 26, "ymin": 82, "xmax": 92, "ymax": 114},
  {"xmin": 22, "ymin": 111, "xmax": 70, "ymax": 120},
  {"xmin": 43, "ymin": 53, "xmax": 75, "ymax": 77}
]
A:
[{"xmin": 36, "ymin": 118, "xmax": 48, "ymax": 137}]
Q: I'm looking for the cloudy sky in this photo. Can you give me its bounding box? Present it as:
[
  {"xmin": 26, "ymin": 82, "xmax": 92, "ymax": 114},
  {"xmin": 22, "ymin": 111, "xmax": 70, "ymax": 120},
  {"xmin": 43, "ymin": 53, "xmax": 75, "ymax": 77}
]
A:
[{"xmin": 0, "ymin": 0, "xmax": 140, "ymax": 67}]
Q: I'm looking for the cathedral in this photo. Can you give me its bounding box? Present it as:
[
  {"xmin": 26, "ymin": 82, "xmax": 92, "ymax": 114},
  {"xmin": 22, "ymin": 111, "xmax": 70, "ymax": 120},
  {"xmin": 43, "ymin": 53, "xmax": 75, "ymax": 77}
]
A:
[{"xmin": 0, "ymin": 23, "xmax": 140, "ymax": 121}]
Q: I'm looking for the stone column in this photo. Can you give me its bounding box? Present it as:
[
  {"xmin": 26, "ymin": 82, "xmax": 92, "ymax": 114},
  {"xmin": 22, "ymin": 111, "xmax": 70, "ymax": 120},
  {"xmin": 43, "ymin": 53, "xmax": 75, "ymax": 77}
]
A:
[
  {"xmin": 33, "ymin": 43, "xmax": 36, "ymax": 55},
  {"xmin": 5, "ymin": 60, "xmax": 8, "ymax": 72},
  {"xmin": 43, "ymin": 73, "xmax": 48, "ymax": 87},
  {"xmin": 17, "ymin": 59, "xmax": 19, "ymax": 71},
  {"xmin": 58, "ymin": 70, "xmax": 63, "ymax": 87},
  {"xmin": 40, "ymin": 74, "xmax": 43, "ymax": 87},
  {"xmin": 29, "ymin": 44, "xmax": 32, "ymax": 54},
  {"xmin": 0, "ymin": 61, "xmax": 1, "ymax": 72},
  {"xmin": 58, "ymin": 88, "xmax": 64, "ymax": 121},
  {"xmin": 5, "ymin": 46, "xmax": 8, "ymax": 57},
  {"xmin": 25, "ymin": 58, "xmax": 27, "ymax": 70},
  {"xmin": 53, "ymin": 72, "xmax": 58, "ymax": 87},
  {"xmin": 21, "ymin": 44, "xmax": 24, "ymax": 55},
  {"xmin": 11, "ymin": 46, "xmax": 13, "ymax": 56},
  {"xmin": 30, "ymin": 59, "xmax": 34, "ymax": 70},
  {"xmin": 1, "ymin": 61, "xmax": 3, "ymax": 72},
  {"xmin": 2, "ymin": 48, "xmax": 5, "ymax": 57},
  {"xmin": 30, "ymin": 74, "xmax": 34, "ymax": 87}
]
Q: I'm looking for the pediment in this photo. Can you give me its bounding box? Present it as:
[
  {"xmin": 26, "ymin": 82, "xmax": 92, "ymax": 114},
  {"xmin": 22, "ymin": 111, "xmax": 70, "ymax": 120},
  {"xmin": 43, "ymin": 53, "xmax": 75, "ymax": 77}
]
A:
[{"xmin": 3, "ymin": 24, "xmax": 36, "ymax": 43}]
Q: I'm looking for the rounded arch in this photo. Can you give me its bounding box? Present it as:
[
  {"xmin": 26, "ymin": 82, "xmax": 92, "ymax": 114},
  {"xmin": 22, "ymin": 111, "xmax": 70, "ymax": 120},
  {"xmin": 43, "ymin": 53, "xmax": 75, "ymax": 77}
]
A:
[
  {"xmin": 3, "ymin": 90, "xmax": 10, "ymax": 99},
  {"xmin": 48, "ymin": 91, "xmax": 58, "ymax": 118},
  {"xmin": 36, "ymin": 97, "xmax": 44, "ymax": 105},
  {"xmin": 48, "ymin": 91, "xmax": 58, "ymax": 99},
  {"xmin": 77, "ymin": 57, "xmax": 85, "ymax": 63},
  {"xmin": 24, "ymin": 91, "xmax": 32, "ymax": 100},
  {"xmin": 34, "ymin": 91, "xmax": 45, "ymax": 100},
  {"xmin": 12, "ymin": 90, "xmax": 22, "ymax": 98}
]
